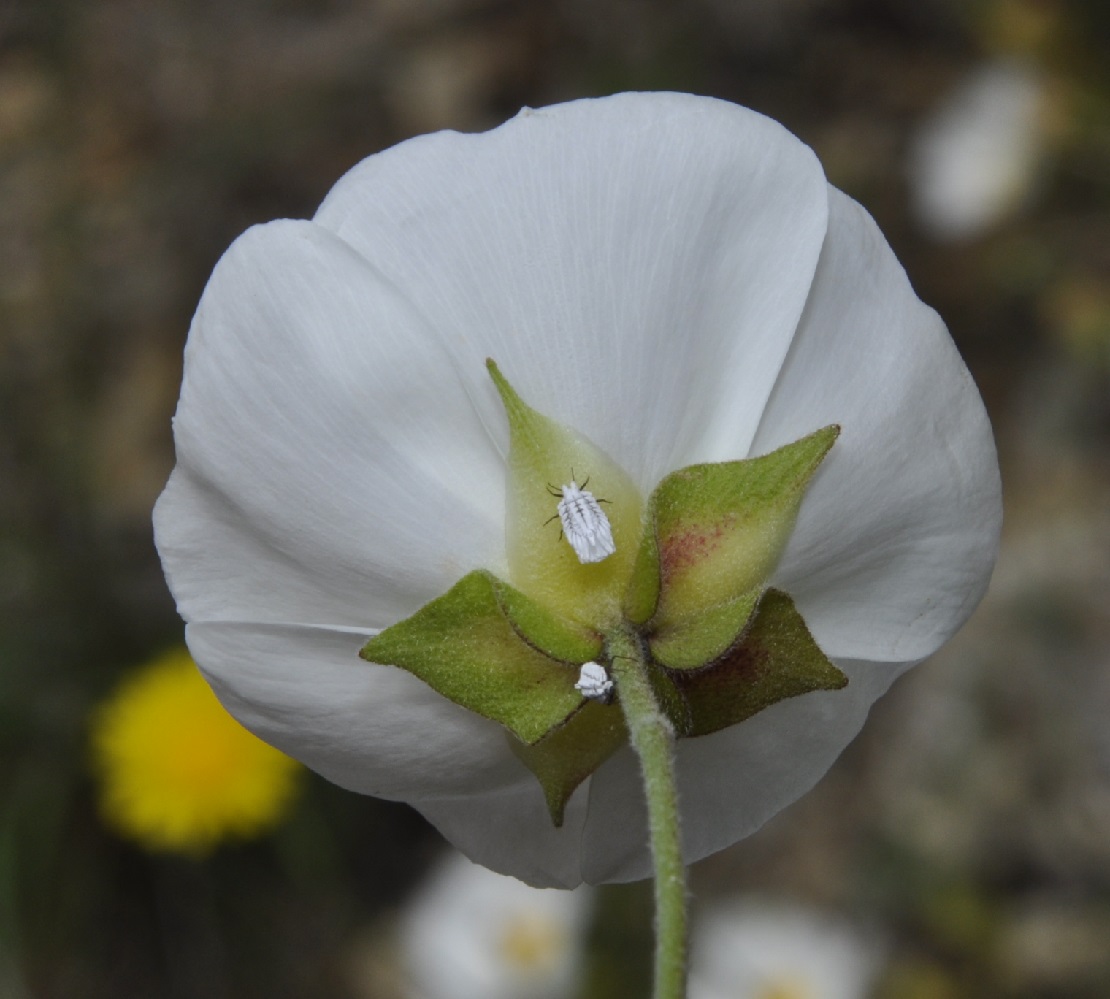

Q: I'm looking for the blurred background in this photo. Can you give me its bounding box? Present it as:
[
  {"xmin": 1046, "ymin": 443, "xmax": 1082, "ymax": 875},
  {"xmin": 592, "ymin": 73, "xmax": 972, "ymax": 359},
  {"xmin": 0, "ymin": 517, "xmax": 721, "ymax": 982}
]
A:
[{"xmin": 2, "ymin": 0, "xmax": 1109, "ymax": 996}]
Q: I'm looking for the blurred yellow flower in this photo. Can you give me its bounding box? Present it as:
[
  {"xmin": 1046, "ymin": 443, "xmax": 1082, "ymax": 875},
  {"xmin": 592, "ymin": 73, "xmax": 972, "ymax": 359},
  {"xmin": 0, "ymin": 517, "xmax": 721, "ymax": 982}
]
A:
[{"xmin": 90, "ymin": 648, "xmax": 301, "ymax": 854}]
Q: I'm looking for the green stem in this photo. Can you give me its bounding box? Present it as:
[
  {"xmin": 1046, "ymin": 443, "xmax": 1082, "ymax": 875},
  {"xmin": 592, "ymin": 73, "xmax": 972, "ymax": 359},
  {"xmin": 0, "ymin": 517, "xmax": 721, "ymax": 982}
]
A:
[{"xmin": 607, "ymin": 627, "xmax": 687, "ymax": 999}]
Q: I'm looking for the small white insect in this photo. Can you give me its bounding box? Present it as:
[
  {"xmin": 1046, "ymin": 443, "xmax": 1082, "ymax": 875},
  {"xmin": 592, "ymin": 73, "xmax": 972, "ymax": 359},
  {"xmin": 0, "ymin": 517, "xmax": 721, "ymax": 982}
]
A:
[
  {"xmin": 547, "ymin": 477, "xmax": 616, "ymax": 564},
  {"xmin": 574, "ymin": 661, "xmax": 614, "ymax": 703}
]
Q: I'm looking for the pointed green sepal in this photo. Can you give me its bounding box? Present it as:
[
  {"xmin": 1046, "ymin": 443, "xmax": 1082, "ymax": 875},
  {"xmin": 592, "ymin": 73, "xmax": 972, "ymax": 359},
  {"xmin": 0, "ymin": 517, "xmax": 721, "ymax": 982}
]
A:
[
  {"xmin": 488, "ymin": 575, "xmax": 604, "ymax": 664},
  {"xmin": 671, "ymin": 588, "xmax": 848, "ymax": 738},
  {"xmin": 644, "ymin": 655, "xmax": 692, "ymax": 736},
  {"xmin": 487, "ymin": 359, "xmax": 643, "ymax": 628},
  {"xmin": 624, "ymin": 426, "xmax": 839, "ymax": 629},
  {"xmin": 623, "ymin": 514, "xmax": 662, "ymax": 626},
  {"xmin": 360, "ymin": 570, "xmax": 601, "ymax": 745},
  {"xmin": 510, "ymin": 700, "xmax": 628, "ymax": 826},
  {"xmin": 649, "ymin": 587, "xmax": 761, "ymax": 671}
]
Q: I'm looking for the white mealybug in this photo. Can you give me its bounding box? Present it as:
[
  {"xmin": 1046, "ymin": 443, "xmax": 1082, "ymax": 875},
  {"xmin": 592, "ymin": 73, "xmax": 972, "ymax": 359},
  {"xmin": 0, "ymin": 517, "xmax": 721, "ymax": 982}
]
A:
[
  {"xmin": 574, "ymin": 661, "xmax": 614, "ymax": 703},
  {"xmin": 548, "ymin": 477, "xmax": 616, "ymax": 564}
]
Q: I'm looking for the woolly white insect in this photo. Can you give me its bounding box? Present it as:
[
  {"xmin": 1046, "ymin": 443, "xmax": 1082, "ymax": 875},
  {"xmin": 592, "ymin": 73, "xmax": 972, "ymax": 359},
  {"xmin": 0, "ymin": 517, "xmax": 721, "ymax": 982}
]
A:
[
  {"xmin": 574, "ymin": 661, "xmax": 614, "ymax": 703},
  {"xmin": 546, "ymin": 476, "xmax": 616, "ymax": 564}
]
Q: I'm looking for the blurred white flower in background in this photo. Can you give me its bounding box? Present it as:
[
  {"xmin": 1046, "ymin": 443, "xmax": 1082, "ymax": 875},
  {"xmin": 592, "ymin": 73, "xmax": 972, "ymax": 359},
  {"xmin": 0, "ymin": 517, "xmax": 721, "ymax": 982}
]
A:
[
  {"xmin": 401, "ymin": 851, "xmax": 593, "ymax": 999},
  {"xmin": 689, "ymin": 898, "xmax": 883, "ymax": 999},
  {"xmin": 910, "ymin": 60, "xmax": 1046, "ymax": 240}
]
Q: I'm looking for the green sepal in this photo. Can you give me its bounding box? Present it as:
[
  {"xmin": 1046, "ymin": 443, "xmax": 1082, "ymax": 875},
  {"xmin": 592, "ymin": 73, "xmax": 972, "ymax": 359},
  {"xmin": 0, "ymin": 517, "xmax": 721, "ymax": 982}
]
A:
[
  {"xmin": 360, "ymin": 570, "xmax": 599, "ymax": 745},
  {"xmin": 644, "ymin": 655, "xmax": 692, "ymax": 736},
  {"xmin": 510, "ymin": 700, "xmax": 628, "ymax": 826},
  {"xmin": 671, "ymin": 588, "xmax": 848, "ymax": 738},
  {"xmin": 649, "ymin": 587, "xmax": 761, "ymax": 671},
  {"xmin": 488, "ymin": 575, "xmax": 604, "ymax": 664},
  {"xmin": 487, "ymin": 359, "xmax": 642, "ymax": 628},
  {"xmin": 624, "ymin": 426, "xmax": 839, "ymax": 630},
  {"xmin": 622, "ymin": 515, "xmax": 661, "ymax": 625}
]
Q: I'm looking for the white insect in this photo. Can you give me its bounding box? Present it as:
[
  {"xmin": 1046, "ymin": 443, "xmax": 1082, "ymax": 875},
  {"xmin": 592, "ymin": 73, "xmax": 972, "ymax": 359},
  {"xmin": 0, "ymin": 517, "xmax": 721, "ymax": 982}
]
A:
[
  {"xmin": 548, "ymin": 477, "xmax": 616, "ymax": 564},
  {"xmin": 574, "ymin": 661, "xmax": 614, "ymax": 703}
]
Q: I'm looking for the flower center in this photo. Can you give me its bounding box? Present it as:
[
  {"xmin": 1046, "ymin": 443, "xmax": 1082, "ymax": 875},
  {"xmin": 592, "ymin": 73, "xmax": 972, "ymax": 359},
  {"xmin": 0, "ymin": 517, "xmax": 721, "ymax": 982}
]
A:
[
  {"xmin": 361, "ymin": 361, "xmax": 846, "ymax": 829},
  {"xmin": 755, "ymin": 976, "xmax": 816, "ymax": 999},
  {"xmin": 497, "ymin": 912, "xmax": 567, "ymax": 973}
]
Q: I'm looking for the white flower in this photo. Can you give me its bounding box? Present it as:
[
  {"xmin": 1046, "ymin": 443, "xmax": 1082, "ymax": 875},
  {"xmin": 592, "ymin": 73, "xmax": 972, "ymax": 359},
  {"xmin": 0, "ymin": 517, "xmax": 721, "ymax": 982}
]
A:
[
  {"xmin": 909, "ymin": 60, "xmax": 1046, "ymax": 240},
  {"xmin": 400, "ymin": 851, "xmax": 592, "ymax": 999},
  {"xmin": 689, "ymin": 899, "xmax": 882, "ymax": 999},
  {"xmin": 154, "ymin": 92, "xmax": 1001, "ymax": 887}
]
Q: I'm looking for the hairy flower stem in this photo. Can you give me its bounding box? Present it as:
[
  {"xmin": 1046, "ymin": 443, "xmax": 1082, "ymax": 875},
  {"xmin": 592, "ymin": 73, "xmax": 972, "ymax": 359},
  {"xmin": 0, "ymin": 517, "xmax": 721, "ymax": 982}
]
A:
[{"xmin": 607, "ymin": 627, "xmax": 688, "ymax": 999}]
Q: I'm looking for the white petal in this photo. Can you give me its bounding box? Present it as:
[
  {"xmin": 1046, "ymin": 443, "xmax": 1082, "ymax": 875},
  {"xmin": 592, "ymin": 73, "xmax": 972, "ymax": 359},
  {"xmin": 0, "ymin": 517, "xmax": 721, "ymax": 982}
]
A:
[
  {"xmin": 757, "ymin": 188, "xmax": 1001, "ymax": 663},
  {"xmin": 155, "ymin": 219, "xmax": 506, "ymax": 630},
  {"xmin": 314, "ymin": 92, "xmax": 830, "ymax": 489},
  {"xmin": 186, "ymin": 620, "xmax": 523, "ymax": 800},
  {"xmin": 413, "ymin": 777, "xmax": 592, "ymax": 889},
  {"xmin": 579, "ymin": 658, "xmax": 905, "ymax": 883}
]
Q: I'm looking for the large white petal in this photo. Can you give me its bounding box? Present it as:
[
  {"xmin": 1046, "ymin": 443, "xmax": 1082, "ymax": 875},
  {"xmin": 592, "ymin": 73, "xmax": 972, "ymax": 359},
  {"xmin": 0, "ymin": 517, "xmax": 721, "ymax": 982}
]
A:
[
  {"xmin": 413, "ymin": 779, "xmax": 592, "ymax": 890},
  {"xmin": 186, "ymin": 620, "xmax": 523, "ymax": 800},
  {"xmin": 579, "ymin": 658, "xmax": 907, "ymax": 883},
  {"xmin": 757, "ymin": 188, "xmax": 1001, "ymax": 663},
  {"xmin": 396, "ymin": 656, "xmax": 909, "ymax": 886},
  {"xmin": 155, "ymin": 219, "xmax": 506, "ymax": 630},
  {"xmin": 314, "ymin": 92, "xmax": 830, "ymax": 490}
]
